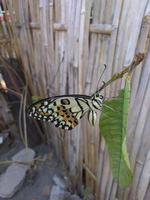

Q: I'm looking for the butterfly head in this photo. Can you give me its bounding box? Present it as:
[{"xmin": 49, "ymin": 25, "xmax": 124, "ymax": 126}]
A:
[{"xmin": 91, "ymin": 92, "xmax": 104, "ymax": 110}]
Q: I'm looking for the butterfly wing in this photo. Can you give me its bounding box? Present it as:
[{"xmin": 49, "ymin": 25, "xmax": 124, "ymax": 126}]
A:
[{"xmin": 27, "ymin": 95, "xmax": 91, "ymax": 130}]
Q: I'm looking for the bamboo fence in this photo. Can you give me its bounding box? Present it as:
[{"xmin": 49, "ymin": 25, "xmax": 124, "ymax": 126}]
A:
[{"xmin": 0, "ymin": 0, "xmax": 150, "ymax": 200}]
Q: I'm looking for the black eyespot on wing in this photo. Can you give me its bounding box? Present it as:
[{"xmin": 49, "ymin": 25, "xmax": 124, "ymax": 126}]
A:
[
  {"xmin": 62, "ymin": 105, "xmax": 66, "ymax": 110},
  {"xmin": 53, "ymin": 102, "xmax": 56, "ymax": 106},
  {"xmin": 60, "ymin": 99, "xmax": 70, "ymax": 105},
  {"xmin": 57, "ymin": 106, "xmax": 60, "ymax": 110}
]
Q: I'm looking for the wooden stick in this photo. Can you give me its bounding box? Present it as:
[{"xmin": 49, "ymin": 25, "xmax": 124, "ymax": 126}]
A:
[{"xmin": 83, "ymin": 163, "xmax": 97, "ymax": 181}]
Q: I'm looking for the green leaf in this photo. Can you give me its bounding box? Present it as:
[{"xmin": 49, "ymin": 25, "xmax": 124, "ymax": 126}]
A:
[
  {"xmin": 31, "ymin": 96, "xmax": 42, "ymax": 103},
  {"xmin": 99, "ymin": 77, "xmax": 133, "ymax": 188}
]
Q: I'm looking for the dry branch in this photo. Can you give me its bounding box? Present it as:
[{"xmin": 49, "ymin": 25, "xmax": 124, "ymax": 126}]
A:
[{"xmin": 96, "ymin": 53, "xmax": 145, "ymax": 93}]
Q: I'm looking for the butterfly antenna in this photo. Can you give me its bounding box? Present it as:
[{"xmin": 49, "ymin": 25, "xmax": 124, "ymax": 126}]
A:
[{"xmin": 96, "ymin": 64, "xmax": 107, "ymax": 90}]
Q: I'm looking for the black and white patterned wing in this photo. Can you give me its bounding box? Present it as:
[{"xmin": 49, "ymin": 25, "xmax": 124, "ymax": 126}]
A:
[{"xmin": 27, "ymin": 95, "xmax": 91, "ymax": 130}]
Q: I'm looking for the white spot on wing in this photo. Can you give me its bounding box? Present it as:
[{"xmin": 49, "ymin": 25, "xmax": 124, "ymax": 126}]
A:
[
  {"xmin": 43, "ymin": 108, "xmax": 48, "ymax": 113},
  {"xmin": 48, "ymin": 110, "xmax": 52, "ymax": 114},
  {"xmin": 54, "ymin": 121, "xmax": 58, "ymax": 125},
  {"xmin": 48, "ymin": 104, "xmax": 52, "ymax": 108},
  {"xmin": 64, "ymin": 126, "xmax": 69, "ymax": 130},
  {"xmin": 44, "ymin": 101, "xmax": 48, "ymax": 105},
  {"xmin": 53, "ymin": 113, "xmax": 58, "ymax": 117},
  {"xmin": 32, "ymin": 107, "xmax": 35, "ymax": 113}
]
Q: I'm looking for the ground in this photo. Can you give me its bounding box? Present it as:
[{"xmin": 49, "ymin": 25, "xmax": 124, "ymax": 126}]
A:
[{"xmin": 0, "ymin": 141, "xmax": 66, "ymax": 200}]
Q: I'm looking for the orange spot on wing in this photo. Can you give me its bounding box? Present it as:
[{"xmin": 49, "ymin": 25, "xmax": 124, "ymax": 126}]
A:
[{"xmin": 58, "ymin": 109, "xmax": 78, "ymax": 128}]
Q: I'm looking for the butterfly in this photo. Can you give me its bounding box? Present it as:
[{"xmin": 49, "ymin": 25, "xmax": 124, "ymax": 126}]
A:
[{"xmin": 27, "ymin": 91, "xmax": 104, "ymax": 130}]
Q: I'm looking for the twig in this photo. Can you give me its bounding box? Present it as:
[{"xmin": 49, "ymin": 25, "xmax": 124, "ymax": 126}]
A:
[
  {"xmin": 95, "ymin": 53, "xmax": 145, "ymax": 93},
  {"xmin": 23, "ymin": 86, "xmax": 28, "ymax": 149},
  {"xmin": 0, "ymin": 156, "xmax": 48, "ymax": 166},
  {"xmin": 7, "ymin": 88, "xmax": 22, "ymax": 97},
  {"xmin": 19, "ymin": 91, "xmax": 25, "ymax": 144}
]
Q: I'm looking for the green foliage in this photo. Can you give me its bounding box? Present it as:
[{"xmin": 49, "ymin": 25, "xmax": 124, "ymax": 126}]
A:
[
  {"xmin": 31, "ymin": 96, "xmax": 42, "ymax": 103},
  {"xmin": 81, "ymin": 186, "xmax": 93, "ymax": 200},
  {"xmin": 99, "ymin": 77, "xmax": 133, "ymax": 187}
]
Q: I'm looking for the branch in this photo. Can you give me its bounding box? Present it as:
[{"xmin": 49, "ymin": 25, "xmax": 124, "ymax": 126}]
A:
[{"xmin": 96, "ymin": 53, "xmax": 145, "ymax": 92}]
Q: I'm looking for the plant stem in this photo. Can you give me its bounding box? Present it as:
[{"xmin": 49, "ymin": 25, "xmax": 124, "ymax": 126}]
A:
[{"xmin": 96, "ymin": 53, "xmax": 145, "ymax": 93}]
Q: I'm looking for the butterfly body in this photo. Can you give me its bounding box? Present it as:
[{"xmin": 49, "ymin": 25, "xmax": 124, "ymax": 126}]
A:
[{"xmin": 27, "ymin": 92, "xmax": 104, "ymax": 130}]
